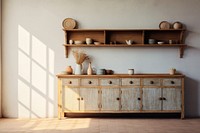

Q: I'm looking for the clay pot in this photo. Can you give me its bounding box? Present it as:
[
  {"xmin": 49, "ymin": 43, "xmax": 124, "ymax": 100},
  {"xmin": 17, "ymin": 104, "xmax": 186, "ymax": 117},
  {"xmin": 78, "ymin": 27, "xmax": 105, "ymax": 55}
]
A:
[{"xmin": 66, "ymin": 66, "xmax": 73, "ymax": 74}]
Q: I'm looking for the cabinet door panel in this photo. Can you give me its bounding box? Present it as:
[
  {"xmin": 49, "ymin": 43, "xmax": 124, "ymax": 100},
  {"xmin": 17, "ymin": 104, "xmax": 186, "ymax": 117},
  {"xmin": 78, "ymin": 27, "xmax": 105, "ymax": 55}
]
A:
[
  {"xmin": 80, "ymin": 88, "xmax": 99, "ymax": 111},
  {"xmin": 101, "ymin": 88, "xmax": 120, "ymax": 111},
  {"xmin": 163, "ymin": 88, "xmax": 181, "ymax": 110},
  {"xmin": 121, "ymin": 88, "xmax": 140, "ymax": 111},
  {"xmin": 142, "ymin": 88, "xmax": 162, "ymax": 110},
  {"xmin": 63, "ymin": 87, "xmax": 79, "ymax": 111}
]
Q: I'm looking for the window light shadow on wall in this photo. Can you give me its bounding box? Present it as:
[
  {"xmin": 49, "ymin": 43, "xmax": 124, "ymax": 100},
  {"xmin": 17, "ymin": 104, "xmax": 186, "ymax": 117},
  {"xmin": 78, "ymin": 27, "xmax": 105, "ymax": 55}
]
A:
[{"xmin": 18, "ymin": 25, "xmax": 55, "ymax": 118}]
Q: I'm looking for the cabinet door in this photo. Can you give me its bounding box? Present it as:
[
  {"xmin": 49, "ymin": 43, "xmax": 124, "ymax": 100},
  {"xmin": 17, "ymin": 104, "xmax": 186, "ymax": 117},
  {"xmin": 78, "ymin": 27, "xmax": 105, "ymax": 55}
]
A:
[
  {"xmin": 79, "ymin": 88, "xmax": 99, "ymax": 111},
  {"xmin": 121, "ymin": 88, "xmax": 140, "ymax": 111},
  {"xmin": 142, "ymin": 88, "xmax": 162, "ymax": 110},
  {"xmin": 63, "ymin": 87, "xmax": 79, "ymax": 111},
  {"xmin": 162, "ymin": 88, "xmax": 182, "ymax": 110},
  {"xmin": 101, "ymin": 88, "xmax": 120, "ymax": 111}
]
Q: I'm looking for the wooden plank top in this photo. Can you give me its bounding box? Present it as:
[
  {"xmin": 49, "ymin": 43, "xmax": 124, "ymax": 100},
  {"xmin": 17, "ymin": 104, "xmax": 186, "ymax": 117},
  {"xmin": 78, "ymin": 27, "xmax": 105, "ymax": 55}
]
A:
[{"xmin": 56, "ymin": 73, "xmax": 185, "ymax": 78}]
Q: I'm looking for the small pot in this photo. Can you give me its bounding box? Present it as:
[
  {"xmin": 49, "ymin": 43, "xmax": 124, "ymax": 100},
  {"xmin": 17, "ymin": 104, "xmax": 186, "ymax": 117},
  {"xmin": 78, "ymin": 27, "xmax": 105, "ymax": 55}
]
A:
[
  {"xmin": 128, "ymin": 69, "xmax": 134, "ymax": 75},
  {"xmin": 169, "ymin": 68, "xmax": 176, "ymax": 75},
  {"xmin": 66, "ymin": 66, "xmax": 73, "ymax": 74}
]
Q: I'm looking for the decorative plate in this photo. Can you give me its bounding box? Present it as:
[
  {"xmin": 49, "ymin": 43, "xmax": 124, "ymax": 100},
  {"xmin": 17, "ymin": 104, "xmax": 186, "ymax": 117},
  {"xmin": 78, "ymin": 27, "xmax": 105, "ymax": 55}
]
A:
[
  {"xmin": 159, "ymin": 21, "xmax": 171, "ymax": 29},
  {"xmin": 62, "ymin": 18, "xmax": 76, "ymax": 29}
]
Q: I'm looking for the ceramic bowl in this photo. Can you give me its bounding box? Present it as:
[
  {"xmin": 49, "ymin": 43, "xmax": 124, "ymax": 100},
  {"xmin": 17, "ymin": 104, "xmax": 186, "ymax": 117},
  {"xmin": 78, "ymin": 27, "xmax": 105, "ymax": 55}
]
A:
[
  {"xmin": 94, "ymin": 42, "xmax": 101, "ymax": 45},
  {"xmin": 157, "ymin": 41, "xmax": 164, "ymax": 45},
  {"xmin": 74, "ymin": 40, "xmax": 85, "ymax": 44}
]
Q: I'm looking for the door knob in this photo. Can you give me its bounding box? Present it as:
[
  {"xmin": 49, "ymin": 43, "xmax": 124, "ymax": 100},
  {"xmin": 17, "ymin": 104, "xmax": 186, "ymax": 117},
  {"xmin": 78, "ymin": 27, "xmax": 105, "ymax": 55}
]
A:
[
  {"xmin": 150, "ymin": 81, "xmax": 154, "ymax": 84},
  {"xmin": 171, "ymin": 81, "xmax": 175, "ymax": 84}
]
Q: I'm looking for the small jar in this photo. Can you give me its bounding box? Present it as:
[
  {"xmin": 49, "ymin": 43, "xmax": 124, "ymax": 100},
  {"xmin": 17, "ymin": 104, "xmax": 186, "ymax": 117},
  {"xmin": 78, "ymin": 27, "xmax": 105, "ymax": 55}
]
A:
[
  {"xmin": 69, "ymin": 40, "xmax": 73, "ymax": 45},
  {"xmin": 128, "ymin": 69, "xmax": 134, "ymax": 75},
  {"xmin": 169, "ymin": 68, "xmax": 176, "ymax": 75}
]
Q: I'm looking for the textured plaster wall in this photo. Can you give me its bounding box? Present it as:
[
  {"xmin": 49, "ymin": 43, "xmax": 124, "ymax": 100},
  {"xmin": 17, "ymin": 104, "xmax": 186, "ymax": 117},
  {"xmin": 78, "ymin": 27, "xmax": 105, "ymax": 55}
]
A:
[{"xmin": 2, "ymin": 0, "xmax": 200, "ymax": 118}]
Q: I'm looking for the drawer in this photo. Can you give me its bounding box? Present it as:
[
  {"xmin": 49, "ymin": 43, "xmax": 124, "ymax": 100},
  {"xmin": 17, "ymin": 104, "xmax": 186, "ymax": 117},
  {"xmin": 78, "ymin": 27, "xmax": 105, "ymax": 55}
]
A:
[
  {"xmin": 81, "ymin": 78, "xmax": 98, "ymax": 86},
  {"xmin": 143, "ymin": 78, "xmax": 161, "ymax": 86},
  {"xmin": 100, "ymin": 78, "xmax": 120, "ymax": 86},
  {"xmin": 122, "ymin": 78, "xmax": 140, "ymax": 86},
  {"xmin": 163, "ymin": 78, "xmax": 181, "ymax": 86},
  {"xmin": 62, "ymin": 78, "xmax": 79, "ymax": 86}
]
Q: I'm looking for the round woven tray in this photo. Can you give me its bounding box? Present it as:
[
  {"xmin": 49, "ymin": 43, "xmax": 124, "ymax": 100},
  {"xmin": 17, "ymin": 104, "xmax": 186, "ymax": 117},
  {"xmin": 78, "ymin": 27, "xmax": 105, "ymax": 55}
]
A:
[
  {"xmin": 62, "ymin": 18, "xmax": 76, "ymax": 29},
  {"xmin": 159, "ymin": 21, "xmax": 171, "ymax": 29}
]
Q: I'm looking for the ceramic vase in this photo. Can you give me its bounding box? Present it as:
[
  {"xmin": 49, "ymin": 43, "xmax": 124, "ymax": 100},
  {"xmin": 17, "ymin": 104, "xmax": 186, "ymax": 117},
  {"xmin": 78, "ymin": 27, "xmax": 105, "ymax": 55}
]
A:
[
  {"xmin": 75, "ymin": 64, "xmax": 82, "ymax": 75},
  {"xmin": 87, "ymin": 62, "xmax": 93, "ymax": 75}
]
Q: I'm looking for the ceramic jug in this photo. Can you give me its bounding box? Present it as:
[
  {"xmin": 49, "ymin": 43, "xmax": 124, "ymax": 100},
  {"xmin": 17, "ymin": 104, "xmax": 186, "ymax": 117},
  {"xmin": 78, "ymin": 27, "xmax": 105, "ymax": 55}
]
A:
[
  {"xmin": 75, "ymin": 64, "xmax": 83, "ymax": 75},
  {"xmin": 125, "ymin": 40, "xmax": 133, "ymax": 45}
]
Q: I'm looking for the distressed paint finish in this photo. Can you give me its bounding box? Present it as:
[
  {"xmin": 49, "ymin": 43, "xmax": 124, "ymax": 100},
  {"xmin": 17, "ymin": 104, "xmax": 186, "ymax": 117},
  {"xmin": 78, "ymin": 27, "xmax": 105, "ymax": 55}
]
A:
[
  {"xmin": 101, "ymin": 88, "xmax": 120, "ymax": 111},
  {"xmin": 62, "ymin": 78, "xmax": 79, "ymax": 86},
  {"xmin": 163, "ymin": 88, "xmax": 182, "ymax": 110},
  {"xmin": 142, "ymin": 88, "xmax": 162, "ymax": 110},
  {"xmin": 121, "ymin": 78, "xmax": 140, "ymax": 86},
  {"xmin": 121, "ymin": 88, "xmax": 140, "ymax": 111},
  {"xmin": 100, "ymin": 78, "xmax": 120, "ymax": 86},
  {"xmin": 63, "ymin": 87, "xmax": 79, "ymax": 111},
  {"xmin": 163, "ymin": 78, "xmax": 181, "ymax": 86},
  {"xmin": 80, "ymin": 88, "xmax": 99, "ymax": 111},
  {"xmin": 143, "ymin": 78, "xmax": 161, "ymax": 86},
  {"xmin": 80, "ymin": 78, "xmax": 98, "ymax": 86}
]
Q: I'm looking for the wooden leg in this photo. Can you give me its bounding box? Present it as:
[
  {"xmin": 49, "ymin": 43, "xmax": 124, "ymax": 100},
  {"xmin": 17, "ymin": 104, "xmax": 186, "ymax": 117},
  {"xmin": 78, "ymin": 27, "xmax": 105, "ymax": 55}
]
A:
[{"xmin": 58, "ymin": 78, "xmax": 62, "ymax": 120}]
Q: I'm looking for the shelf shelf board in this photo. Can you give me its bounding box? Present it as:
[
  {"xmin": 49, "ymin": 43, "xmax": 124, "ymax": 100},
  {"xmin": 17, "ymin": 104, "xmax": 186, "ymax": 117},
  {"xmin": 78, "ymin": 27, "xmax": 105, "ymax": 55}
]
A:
[
  {"xmin": 63, "ymin": 44, "xmax": 186, "ymax": 47},
  {"xmin": 63, "ymin": 44, "xmax": 187, "ymax": 58}
]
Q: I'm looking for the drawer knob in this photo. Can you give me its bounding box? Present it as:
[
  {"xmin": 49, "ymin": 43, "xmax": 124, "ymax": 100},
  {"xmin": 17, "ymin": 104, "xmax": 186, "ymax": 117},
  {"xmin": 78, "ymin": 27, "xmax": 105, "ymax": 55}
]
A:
[
  {"xmin": 116, "ymin": 98, "xmax": 120, "ymax": 100},
  {"xmin": 68, "ymin": 81, "xmax": 72, "ymax": 84},
  {"xmin": 137, "ymin": 98, "xmax": 141, "ymax": 100},
  {"xmin": 163, "ymin": 97, "xmax": 166, "ymax": 100},
  {"xmin": 109, "ymin": 81, "xmax": 112, "ymax": 84},
  {"xmin": 159, "ymin": 97, "xmax": 162, "ymax": 100},
  {"xmin": 77, "ymin": 98, "xmax": 80, "ymax": 100},
  {"xmin": 88, "ymin": 81, "xmax": 92, "ymax": 84},
  {"xmin": 150, "ymin": 81, "xmax": 154, "ymax": 84},
  {"xmin": 129, "ymin": 81, "xmax": 134, "ymax": 84},
  {"xmin": 81, "ymin": 98, "xmax": 84, "ymax": 100},
  {"xmin": 171, "ymin": 81, "xmax": 175, "ymax": 84}
]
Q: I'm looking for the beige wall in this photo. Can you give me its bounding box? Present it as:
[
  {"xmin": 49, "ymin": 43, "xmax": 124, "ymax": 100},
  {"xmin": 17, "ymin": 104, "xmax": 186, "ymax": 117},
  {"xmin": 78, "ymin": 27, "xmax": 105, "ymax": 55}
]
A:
[
  {"xmin": 2, "ymin": 0, "xmax": 200, "ymax": 118},
  {"xmin": 0, "ymin": 0, "xmax": 2, "ymax": 118}
]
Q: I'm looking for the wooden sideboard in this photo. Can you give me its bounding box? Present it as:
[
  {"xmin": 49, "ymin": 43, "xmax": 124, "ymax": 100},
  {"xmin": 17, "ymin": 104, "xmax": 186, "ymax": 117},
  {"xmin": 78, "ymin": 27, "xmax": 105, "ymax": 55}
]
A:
[{"xmin": 57, "ymin": 74, "xmax": 184, "ymax": 119}]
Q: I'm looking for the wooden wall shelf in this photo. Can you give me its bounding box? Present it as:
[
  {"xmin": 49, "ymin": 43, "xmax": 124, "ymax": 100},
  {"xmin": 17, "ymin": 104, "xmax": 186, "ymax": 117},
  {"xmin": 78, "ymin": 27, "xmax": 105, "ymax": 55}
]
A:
[{"xmin": 62, "ymin": 29, "xmax": 186, "ymax": 58}]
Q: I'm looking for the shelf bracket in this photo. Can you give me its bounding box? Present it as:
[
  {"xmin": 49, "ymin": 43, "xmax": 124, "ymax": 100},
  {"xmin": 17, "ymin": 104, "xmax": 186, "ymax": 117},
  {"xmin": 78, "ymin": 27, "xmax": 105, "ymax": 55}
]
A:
[
  {"xmin": 65, "ymin": 46, "xmax": 68, "ymax": 58},
  {"xmin": 179, "ymin": 45, "xmax": 185, "ymax": 58}
]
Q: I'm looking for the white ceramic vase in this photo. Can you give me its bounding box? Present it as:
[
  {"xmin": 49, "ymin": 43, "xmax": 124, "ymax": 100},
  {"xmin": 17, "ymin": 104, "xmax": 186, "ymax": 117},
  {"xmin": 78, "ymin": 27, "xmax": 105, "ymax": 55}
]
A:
[{"xmin": 75, "ymin": 64, "xmax": 83, "ymax": 75}]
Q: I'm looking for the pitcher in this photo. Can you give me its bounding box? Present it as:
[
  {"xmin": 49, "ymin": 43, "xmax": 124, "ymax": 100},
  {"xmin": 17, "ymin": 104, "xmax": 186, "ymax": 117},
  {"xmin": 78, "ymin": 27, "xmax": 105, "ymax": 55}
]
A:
[
  {"xmin": 125, "ymin": 40, "xmax": 133, "ymax": 45},
  {"xmin": 75, "ymin": 64, "xmax": 84, "ymax": 75}
]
